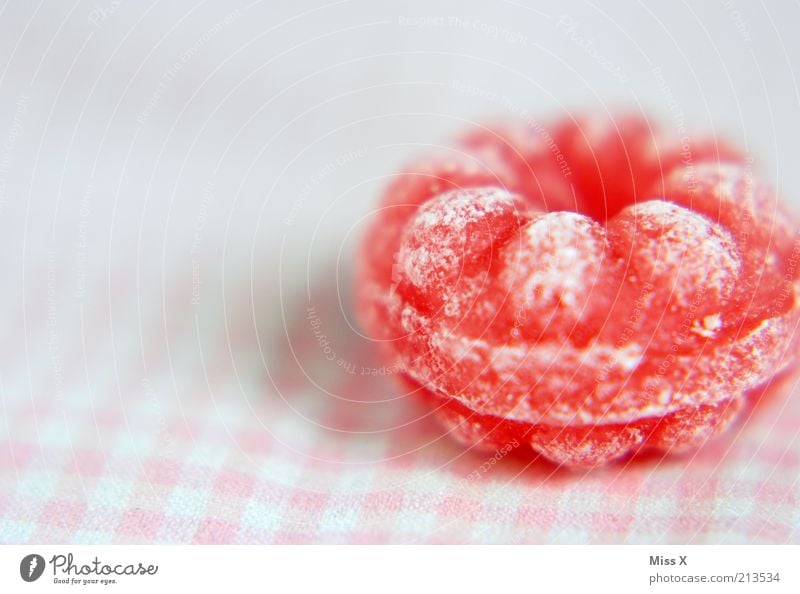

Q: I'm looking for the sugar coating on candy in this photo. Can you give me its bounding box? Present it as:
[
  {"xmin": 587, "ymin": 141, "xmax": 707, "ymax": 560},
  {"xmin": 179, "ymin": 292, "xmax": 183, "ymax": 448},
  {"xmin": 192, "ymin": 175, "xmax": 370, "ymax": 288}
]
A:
[
  {"xmin": 605, "ymin": 200, "xmax": 742, "ymax": 351},
  {"xmin": 395, "ymin": 187, "xmax": 524, "ymax": 311},
  {"xmin": 508, "ymin": 214, "xmax": 604, "ymax": 316},
  {"xmin": 614, "ymin": 200, "xmax": 740, "ymax": 308},
  {"xmin": 357, "ymin": 113, "xmax": 800, "ymax": 468}
]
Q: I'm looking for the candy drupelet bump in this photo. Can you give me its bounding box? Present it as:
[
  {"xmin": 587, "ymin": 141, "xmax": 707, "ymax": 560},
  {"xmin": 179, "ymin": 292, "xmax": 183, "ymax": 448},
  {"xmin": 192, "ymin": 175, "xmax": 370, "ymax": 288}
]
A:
[{"xmin": 356, "ymin": 114, "xmax": 800, "ymax": 468}]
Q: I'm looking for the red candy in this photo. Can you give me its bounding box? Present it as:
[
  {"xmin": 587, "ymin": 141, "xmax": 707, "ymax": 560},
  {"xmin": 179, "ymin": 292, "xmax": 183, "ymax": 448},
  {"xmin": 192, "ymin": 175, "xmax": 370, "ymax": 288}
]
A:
[{"xmin": 356, "ymin": 113, "xmax": 800, "ymax": 468}]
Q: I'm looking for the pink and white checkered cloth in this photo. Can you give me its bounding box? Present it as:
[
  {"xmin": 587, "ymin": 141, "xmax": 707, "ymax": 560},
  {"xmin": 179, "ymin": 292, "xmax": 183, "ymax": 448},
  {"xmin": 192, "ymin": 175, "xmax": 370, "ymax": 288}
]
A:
[
  {"xmin": 1, "ymin": 253, "xmax": 798, "ymax": 544},
  {"xmin": 1, "ymin": 0, "xmax": 800, "ymax": 545}
]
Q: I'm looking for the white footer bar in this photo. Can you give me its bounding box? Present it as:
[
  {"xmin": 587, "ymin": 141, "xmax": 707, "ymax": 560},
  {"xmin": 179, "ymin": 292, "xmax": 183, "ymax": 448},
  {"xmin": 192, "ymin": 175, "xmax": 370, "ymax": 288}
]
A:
[{"xmin": 1, "ymin": 545, "xmax": 796, "ymax": 593}]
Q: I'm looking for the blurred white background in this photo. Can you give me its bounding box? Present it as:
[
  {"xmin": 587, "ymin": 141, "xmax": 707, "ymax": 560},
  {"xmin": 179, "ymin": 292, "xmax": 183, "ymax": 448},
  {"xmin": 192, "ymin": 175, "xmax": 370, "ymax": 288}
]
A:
[{"xmin": 2, "ymin": 0, "xmax": 799, "ymax": 308}]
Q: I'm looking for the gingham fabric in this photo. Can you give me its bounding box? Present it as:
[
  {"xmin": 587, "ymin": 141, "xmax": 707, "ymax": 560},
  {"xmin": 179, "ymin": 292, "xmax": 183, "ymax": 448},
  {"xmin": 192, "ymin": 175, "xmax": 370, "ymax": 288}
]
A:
[
  {"xmin": 1, "ymin": 1, "xmax": 800, "ymax": 545},
  {"xmin": 1, "ymin": 254, "xmax": 799, "ymax": 544}
]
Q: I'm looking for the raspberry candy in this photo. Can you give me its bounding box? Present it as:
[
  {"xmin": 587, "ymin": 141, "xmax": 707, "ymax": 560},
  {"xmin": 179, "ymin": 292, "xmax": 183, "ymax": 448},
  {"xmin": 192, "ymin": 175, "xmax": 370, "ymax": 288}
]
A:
[{"xmin": 357, "ymin": 114, "xmax": 800, "ymax": 468}]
